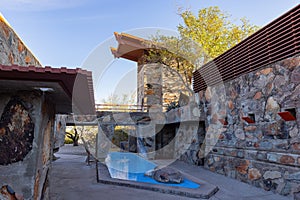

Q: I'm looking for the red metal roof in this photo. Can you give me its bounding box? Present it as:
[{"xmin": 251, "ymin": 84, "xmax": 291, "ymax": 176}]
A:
[{"xmin": 0, "ymin": 64, "xmax": 95, "ymax": 114}]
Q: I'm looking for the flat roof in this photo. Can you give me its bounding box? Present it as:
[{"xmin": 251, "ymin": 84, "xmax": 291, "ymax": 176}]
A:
[
  {"xmin": 111, "ymin": 32, "xmax": 154, "ymax": 62},
  {"xmin": 0, "ymin": 65, "xmax": 95, "ymax": 114}
]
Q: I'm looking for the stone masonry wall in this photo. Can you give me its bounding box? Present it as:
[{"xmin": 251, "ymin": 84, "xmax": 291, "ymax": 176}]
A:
[
  {"xmin": 196, "ymin": 56, "xmax": 300, "ymax": 196},
  {"xmin": 0, "ymin": 15, "xmax": 41, "ymax": 67},
  {"xmin": 176, "ymin": 122, "xmax": 206, "ymax": 166},
  {"xmin": 137, "ymin": 63, "xmax": 191, "ymax": 110},
  {"xmin": 0, "ymin": 91, "xmax": 54, "ymax": 199},
  {"xmin": 162, "ymin": 65, "xmax": 191, "ymax": 106},
  {"xmin": 138, "ymin": 63, "xmax": 163, "ymax": 111}
]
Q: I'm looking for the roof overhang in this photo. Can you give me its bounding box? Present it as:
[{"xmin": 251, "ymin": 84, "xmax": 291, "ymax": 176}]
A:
[
  {"xmin": 0, "ymin": 65, "xmax": 95, "ymax": 115},
  {"xmin": 111, "ymin": 32, "xmax": 154, "ymax": 62}
]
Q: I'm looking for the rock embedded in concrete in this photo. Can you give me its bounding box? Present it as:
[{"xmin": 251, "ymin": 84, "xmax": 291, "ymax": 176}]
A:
[
  {"xmin": 287, "ymin": 172, "xmax": 300, "ymax": 181},
  {"xmin": 290, "ymin": 127, "xmax": 299, "ymax": 138},
  {"xmin": 205, "ymin": 87, "xmax": 212, "ymax": 102},
  {"xmin": 280, "ymin": 155, "xmax": 295, "ymax": 165},
  {"xmin": 291, "ymin": 67, "xmax": 300, "ymax": 84},
  {"xmin": 291, "ymin": 84, "xmax": 300, "ymax": 100},
  {"xmin": 236, "ymin": 160, "xmax": 250, "ymax": 175},
  {"xmin": 228, "ymin": 100, "xmax": 234, "ymax": 110},
  {"xmin": 0, "ymin": 185, "xmax": 19, "ymax": 200},
  {"xmin": 260, "ymin": 68, "xmax": 273, "ymax": 75},
  {"xmin": 263, "ymin": 171, "xmax": 282, "ymax": 180},
  {"xmin": 234, "ymin": 129, "xmax": 245, "ymax": 140},
  {"xmin": 259, "ymin": 141, "xmax": 273, "ymax": 150},
  {"xmin": 256, "ymin": 152, "xmax": 267, "ymax": 161},
  {"xmin": 267, "ymin": 153, "xmax": 278, "ymax": 162},
  {"xmin": 265, "ymin": 97, "xmax": 280, "ymax": 114},
  {"xmin": 274, "ymin": 75, "xmax": 287, "ymax": 89},
  {"xmin": 0, "ymin": 98, "xmax": 34, "ymax": 165},
  {"xmin": 253, "ymin": 92, "xmax": 262, "ymax": 100},
  {"xmin": 292, "ymin": 143, "xmax": 300, "ymax": 151},
  {"xmin": 244, "ymin": 126, "xmax": 257, "ymax": 132},
  {"xmin": 248, "ymin": 168, "xmax": 262, "ymax": 180}
]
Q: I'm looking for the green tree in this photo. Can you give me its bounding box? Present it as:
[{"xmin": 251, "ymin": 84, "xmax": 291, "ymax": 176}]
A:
[
  {"xmin": 147, "ymin": 6, "xmax": 259, "ymax": 86},
  {"xmin": 146, "ymin": 34, "xmax": 202, "ymax": 86},
  {"xmin": 178, "ymin": 6, "xmax": 259, "ymax": 63}
]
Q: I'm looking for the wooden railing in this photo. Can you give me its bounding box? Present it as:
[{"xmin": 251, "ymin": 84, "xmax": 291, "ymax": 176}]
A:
[
  {"xmin": 95, "ymin": 104, "xmax": 146, "ymax": 112},
  {"xmin": 95, "ymin": 104, "xmax": 169, "ymax": 112}
]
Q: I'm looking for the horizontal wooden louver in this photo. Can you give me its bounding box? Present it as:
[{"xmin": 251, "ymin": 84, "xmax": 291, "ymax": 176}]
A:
[{"xmin": 193, "ymin": 4, "xmax": 300, "ymax": 93}]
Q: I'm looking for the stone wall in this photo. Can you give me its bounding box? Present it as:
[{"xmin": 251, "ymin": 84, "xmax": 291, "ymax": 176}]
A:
[
  {"xmin": 0, "ymin": 15, "xmax": 41, "ymax": 67},
  {"xmin": 155, "ymin": 123, "xmax": 178, "ymax": 159},
  {"xmin": 195, "ymin": 56, "xmax": 300, "ymax": 196},
  {"xmin": 0, "ymin": 91, "xmax": 55, "ymax": 199},
  {"xmin": 137, "ymin": 63, "xmax": 191, "ymax": 111},
  {"xmin": 137, "ymin": 64, "xmax": 145, "ymax": 109},
  {"xmin": 162, "ymin": 65, "xmax": 192, "ymax": 106},
  {"xmin": 54, "ymin": 115, "xmax": 67, "ymax": 149},
  {"xmin": 176, "ymin": 122, "xmax": 206, "ymax": 166}
]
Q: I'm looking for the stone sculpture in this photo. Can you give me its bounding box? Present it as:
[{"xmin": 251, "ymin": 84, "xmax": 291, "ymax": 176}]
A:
[{"xmin": 145, "ymin": 166, "xmax": 184, "ymax": 184}]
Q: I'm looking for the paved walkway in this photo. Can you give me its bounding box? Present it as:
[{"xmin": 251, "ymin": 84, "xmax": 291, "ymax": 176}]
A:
[{"xmin": 49, "ymin": 145, "xmax": 292, "ymax": 200}]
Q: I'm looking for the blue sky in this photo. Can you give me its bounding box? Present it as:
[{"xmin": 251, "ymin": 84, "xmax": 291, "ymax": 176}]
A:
[{"xmin": 1, "ymin": 0, "xmax": 299, "ymax": 103}]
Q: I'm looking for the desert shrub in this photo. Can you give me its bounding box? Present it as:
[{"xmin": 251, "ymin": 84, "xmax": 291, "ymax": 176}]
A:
[
  {"xmin": 64, "ymin": 135, "xmax": 73, "ymax": 144},
  {"xmin": 112, "ymin": 126, "xmax": 129, "ymax": 147}
]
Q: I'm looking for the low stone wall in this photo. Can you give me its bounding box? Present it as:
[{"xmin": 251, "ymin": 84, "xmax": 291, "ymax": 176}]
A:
[
  {"xmin": 0, "ymin": 91, "xmax": 54, "ymax": 199},
  {"xmin": 196, "ymin": 56, "xmax": 300, "ymax": 196}
]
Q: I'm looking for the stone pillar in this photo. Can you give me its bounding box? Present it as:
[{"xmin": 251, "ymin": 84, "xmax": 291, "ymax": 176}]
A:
[
  {"xmin": 53, "ymin": 114, "xmax": 67, "ymax": 149},
  {"xmin": 0, "ymin": 91, "xmax": 55, "ymax": 200},
  {"xmin": 137, "ymin": 63, "xmax": 163, "ymax": 111},
  {"xmin": 137, "ymin": 63, "xmax": 192, "ymax": 112}
]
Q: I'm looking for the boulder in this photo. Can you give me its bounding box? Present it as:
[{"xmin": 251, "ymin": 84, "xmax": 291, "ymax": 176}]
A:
[{"xmin": 145, "ymin": 166, "xmax": 184, "ymax": 184}]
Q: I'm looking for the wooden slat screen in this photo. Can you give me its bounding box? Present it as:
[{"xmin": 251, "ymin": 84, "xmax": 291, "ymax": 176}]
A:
[{"xmin": 193, "ymin": 4, "xmax": 300, "ymax": 93}]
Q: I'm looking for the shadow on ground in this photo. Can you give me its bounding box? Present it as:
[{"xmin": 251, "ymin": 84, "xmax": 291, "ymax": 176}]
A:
[{"xmin": 49, "ymin": 145, "xmax": 292, "ymax": 200}]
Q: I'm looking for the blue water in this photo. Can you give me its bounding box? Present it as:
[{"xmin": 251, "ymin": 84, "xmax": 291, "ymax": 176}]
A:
[{"xmin": 106, "ymin": 152, "xmax": 200, "ymax": 189}]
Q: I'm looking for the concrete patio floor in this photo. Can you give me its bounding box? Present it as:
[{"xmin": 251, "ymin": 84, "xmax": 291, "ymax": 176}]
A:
[{"xmin": 49, "ymin": 145, "xmax": 292, "ymax": 200}]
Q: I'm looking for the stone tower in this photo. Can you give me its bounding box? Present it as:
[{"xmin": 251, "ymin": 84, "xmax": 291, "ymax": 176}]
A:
[{"xmin": 111, "ymin": 32, "xmax": 191, "ymax": 111}]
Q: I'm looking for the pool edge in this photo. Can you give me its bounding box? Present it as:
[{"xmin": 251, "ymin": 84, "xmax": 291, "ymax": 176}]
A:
[{"xmin": 97, "ymin": 162, "xmax": 219, "ymax": 199}]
